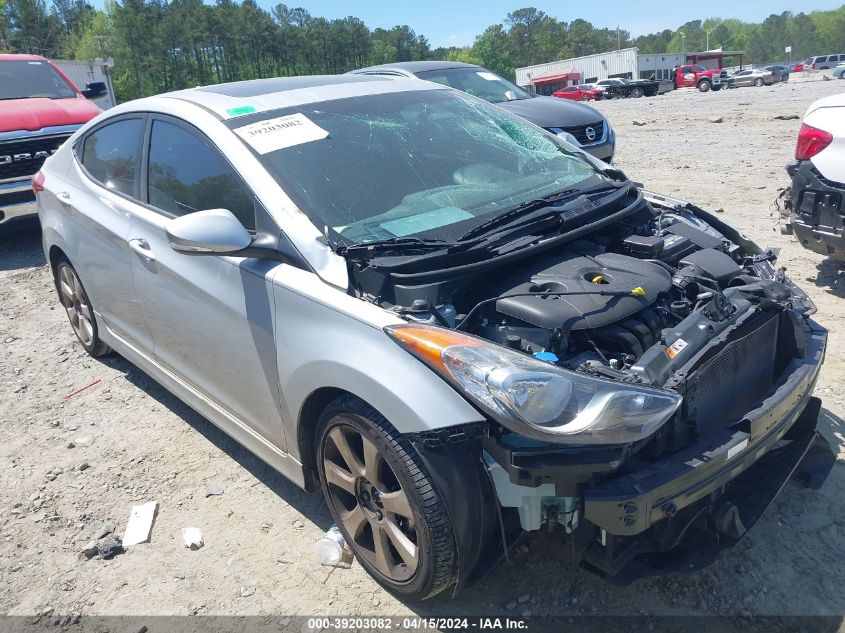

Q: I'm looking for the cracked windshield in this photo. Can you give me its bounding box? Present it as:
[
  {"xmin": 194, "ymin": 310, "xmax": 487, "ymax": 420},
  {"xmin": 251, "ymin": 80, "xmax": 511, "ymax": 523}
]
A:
[{"xmin": 234, "ymin": 89, "xmax": 601, "ymax": 244}]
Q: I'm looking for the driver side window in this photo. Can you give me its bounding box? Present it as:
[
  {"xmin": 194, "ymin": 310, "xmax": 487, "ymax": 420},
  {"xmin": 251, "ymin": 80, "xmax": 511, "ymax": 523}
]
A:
[{"xmin": 147, "ymin": 119, "xmax": 256, "ymax": 230}]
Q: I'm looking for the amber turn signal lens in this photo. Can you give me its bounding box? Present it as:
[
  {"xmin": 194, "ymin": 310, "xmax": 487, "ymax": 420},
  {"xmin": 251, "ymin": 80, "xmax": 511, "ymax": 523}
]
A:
[{"xmin": 385, "ymin": 324, "xmax": 482, "ymax": 370}]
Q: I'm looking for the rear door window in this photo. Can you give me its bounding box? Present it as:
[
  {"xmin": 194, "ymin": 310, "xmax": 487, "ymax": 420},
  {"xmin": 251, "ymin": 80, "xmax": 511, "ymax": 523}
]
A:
[
  {"xmin": 147, "ymin": 119, "xmax": 256, "ymax": 230},
  {"xmin": 816, "ymin": 56, "xmax": 828, "ymax": 63},
  {"xmin": 80, "ymin": 118, "xmax": 144, "ymax": 196}
]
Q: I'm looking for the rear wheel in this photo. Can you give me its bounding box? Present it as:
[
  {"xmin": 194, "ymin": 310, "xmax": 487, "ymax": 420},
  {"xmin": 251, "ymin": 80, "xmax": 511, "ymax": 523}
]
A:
[
  {"xmin": 581, "ymin": 94, "xmax": 591, "ymax": 101},
  {"xmin": 316, "ymin": 395, "xmax": 457, "ymax": 599},
  {"xmin": 54, "ymin": 260, "xmax": 111, "ymax": 357},
  {"xmin": 631, "ymin": 86, "xmax": 645, "ymax": 98}
]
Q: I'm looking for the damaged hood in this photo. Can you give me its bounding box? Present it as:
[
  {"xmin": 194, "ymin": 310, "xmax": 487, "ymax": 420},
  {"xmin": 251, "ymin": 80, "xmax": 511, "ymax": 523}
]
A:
[{"xmin": 497, "ymin": 95, "xmax": 605, "ymax": 129}]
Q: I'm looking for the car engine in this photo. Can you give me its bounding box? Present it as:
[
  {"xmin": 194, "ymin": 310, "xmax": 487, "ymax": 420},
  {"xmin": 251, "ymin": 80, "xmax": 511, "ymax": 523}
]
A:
[{"xmin": 351, "ymin": 193, "xmax": 816, "ymax": 457}]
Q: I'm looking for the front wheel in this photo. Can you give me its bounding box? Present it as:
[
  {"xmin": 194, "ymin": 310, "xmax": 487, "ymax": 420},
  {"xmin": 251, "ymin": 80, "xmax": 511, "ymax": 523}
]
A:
[
  {"xmin": 754, "ymin": 77, "xmax": 764, "ymax": 87},
  {"xmin": 712, "ymin": 85, "xmax": 722, "ymax": 91},
  {"xmin": 316, "ymin": 396, "xmax": 457, "ymax": 599},
  {"xmin": 698, "ymin": 80, "xmax": 712, "ymax": 92}
]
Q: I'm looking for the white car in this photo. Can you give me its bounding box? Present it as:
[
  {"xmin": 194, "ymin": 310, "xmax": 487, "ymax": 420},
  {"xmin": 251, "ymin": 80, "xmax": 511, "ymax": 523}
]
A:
[{"xmin": 784, "ymin": 93, "xmax": 845, "ymax": 258}]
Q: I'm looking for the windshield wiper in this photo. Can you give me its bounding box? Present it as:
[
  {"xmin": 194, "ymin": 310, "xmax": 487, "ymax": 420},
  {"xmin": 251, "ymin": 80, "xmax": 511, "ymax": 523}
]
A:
[
  {"xmin": 458, "ymin": 181, "xmax": 626, "ymax": 242},
  {"xmin": 336, "ymin": 236, "xmax": 459, "ymax": 260}
]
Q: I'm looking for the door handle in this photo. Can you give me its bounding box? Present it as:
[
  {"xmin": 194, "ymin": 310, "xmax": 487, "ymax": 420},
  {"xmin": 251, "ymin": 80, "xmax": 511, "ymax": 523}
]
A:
[{"xmin": 128, "ymin": 238, "xmax": 156, "ymax": 262}]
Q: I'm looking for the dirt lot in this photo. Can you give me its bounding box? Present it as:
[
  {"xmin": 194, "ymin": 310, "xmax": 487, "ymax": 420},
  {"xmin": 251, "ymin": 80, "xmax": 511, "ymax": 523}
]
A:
[{"xmin": 1, "ymin": 76, "xmax": 845, "ymax": 623}]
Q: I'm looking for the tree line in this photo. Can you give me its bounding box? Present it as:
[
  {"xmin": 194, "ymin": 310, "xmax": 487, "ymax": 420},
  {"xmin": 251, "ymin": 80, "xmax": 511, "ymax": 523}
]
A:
[{"xmin": 1, "ymin": 0, "xmax": 844, "ymax": 102}]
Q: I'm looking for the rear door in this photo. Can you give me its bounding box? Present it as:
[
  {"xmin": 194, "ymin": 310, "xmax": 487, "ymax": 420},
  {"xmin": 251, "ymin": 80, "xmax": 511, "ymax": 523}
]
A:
[
  {"xmin": 127, "ymin": 115, "xmax": 288, "ymax": 450},
  {"xmin": 68, "ymin": 115, "xmax": 154, "ymax": 351}
]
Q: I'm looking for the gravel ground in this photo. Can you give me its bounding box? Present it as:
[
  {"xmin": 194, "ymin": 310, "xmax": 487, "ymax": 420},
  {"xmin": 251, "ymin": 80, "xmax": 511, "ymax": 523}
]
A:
[{"xmin": 1, "ymin": 76, "xmax": 844, "ymax": 622}]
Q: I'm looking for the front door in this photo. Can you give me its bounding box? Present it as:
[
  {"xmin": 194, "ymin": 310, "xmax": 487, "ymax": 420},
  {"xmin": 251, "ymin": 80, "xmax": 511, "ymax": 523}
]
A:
[{"xmin": 127, "ymin": 116, "xmax": 288, "ymax": 450}]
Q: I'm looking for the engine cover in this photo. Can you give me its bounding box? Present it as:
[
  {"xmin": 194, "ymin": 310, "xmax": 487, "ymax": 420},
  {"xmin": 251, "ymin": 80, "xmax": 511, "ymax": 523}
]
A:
[{"xmin": 494, "ymin": 248, "xmax": 672, "ymax": 330}]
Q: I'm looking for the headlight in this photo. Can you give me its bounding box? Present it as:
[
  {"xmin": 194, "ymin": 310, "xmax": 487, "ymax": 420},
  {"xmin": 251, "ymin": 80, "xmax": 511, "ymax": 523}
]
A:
[{"xmin": 386, "ymin": 324, "xmax": 681, "ymax": 445}]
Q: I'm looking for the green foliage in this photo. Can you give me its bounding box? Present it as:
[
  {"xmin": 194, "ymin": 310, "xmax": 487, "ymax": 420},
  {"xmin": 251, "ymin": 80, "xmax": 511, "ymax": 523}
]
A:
[{"xmin": 1, "ymin": 2, "xmax": 844, "ymax": 101}]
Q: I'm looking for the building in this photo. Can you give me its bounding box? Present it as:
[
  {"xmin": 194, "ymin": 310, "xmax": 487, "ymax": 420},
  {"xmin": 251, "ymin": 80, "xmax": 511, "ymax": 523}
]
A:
[
  {"xmin": 52, "ymin": 58, "xmax": 117, "ymax": 109},
  {"xmin": 515, "ymin": 47, "xmax": 745, "ymax": 95}
]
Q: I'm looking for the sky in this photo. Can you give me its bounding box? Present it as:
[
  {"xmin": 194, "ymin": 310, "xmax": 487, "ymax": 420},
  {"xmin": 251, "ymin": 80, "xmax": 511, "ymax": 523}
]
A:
[{"xmin": 256, "ymin": 0, "xmax": 845, "ymax": 48}]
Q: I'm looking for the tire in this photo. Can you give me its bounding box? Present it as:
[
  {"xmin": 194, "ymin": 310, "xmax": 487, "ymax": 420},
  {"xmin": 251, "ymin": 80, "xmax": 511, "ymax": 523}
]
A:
[
  {"xmin": 581, "ymin": 95, "xmax": 590, "ymax": 101},
  {"xmin": 754, "ymin": 77, "xmax": 764, "ymax": 87},
  {"xmin": 54, "ymin": 259, "xmax": 111, "ymax": 357},
  {"xmin": 631, "ymin": 86, "xmax": 644, "ymax": 98},
  {"xmin": 698, "ymin": 80, "xmax": 711, "ymax": 92},
  {"xmin": 712, "ymin": 85, "xmax": 722, "ymax": 91},
  {"xmin": 316, "ymin": 395, "xmax": 457, "ymax": 599}
]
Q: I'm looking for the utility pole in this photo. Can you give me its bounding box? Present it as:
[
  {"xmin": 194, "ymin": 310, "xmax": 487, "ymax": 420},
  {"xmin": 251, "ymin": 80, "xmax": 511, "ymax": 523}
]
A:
[
  {"xmin": 680, "ymin": 31, "xmax": 686, "ymax": 58},
  {"xmin": 617, "ymin": 26, "xmax": 620, "ymax": 50}
]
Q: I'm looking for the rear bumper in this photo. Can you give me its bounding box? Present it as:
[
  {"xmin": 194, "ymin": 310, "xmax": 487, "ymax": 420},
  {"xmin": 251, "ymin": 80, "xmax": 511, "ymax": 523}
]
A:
[
  {"xmin": 784, "ymin": 159, "xmax": 845, "ymax": 259},
  {"xmin": 0, "ymin": 178, "xmax": 38, "ymax": 226}
]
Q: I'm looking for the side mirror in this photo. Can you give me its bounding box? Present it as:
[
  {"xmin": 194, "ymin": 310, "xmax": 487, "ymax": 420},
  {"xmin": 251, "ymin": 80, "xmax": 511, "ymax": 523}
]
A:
[
  {"xmin": 503, "ymin": 90, "xmax": 517, "ymax": 101},
  {"xmin": 166, "ymin": 209, "xmax": 253, "ymax": 255},
  {"xmin": 81, "ymin": 81, "xmax": 108, "ymax": 99}
]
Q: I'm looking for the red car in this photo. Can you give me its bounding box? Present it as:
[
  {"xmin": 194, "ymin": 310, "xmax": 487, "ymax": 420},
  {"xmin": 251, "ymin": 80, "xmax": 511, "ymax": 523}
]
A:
[{"xmin": 553, "ymin": 84, "xmax": 602, "ymax": 101}]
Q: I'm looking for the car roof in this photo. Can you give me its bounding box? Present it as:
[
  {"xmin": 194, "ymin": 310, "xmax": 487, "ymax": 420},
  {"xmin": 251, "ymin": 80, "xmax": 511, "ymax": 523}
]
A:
[
  {"xmin": 112, "ymin": 74, "xmax": 449, "ymax": 120},
  {"xmin": 351, "ymin": 61, "xmax": 481, "ymax": 76}
]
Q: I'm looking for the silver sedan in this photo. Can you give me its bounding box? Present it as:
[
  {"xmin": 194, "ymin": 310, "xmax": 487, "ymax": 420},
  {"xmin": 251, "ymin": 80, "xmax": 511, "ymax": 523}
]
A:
[
  {"xmin": 35, "ymin": 73, "xmax": 831, "ymax": 598},
  {"xmin": 731, "ymin": 68, "xmax": 776, "ymax": 87}
]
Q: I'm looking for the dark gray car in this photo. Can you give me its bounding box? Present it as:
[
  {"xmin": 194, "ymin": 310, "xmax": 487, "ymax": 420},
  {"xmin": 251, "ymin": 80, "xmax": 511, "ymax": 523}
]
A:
[{"xmin": 349, "ymin": 61, "xmax": 615, "ymax": 162}]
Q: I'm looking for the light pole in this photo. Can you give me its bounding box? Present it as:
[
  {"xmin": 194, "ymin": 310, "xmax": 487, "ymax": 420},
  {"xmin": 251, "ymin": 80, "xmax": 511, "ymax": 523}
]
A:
[
  {"xmin": 680, "ymin": 31, "xmax": 686, "ymax": 58},
  {"xmin": 705, "ymin": 29, "xmax": 713, "ymax": 51}
]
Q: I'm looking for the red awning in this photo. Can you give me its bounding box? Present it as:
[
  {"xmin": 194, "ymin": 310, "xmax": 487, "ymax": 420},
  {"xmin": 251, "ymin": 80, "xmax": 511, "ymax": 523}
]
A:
[{"xmin": 530, "ymin": 67, "xmax": 580, "ymax": 85}]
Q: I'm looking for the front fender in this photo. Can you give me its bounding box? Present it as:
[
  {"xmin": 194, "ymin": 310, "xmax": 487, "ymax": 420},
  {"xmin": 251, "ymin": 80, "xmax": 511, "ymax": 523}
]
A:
[{"xmin": 271, "ymin": 267, "xmax": 485, "ymax": 463}]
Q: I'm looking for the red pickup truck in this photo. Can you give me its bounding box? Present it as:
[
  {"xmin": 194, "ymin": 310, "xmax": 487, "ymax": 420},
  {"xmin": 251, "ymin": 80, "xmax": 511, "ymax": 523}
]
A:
[
  {"xmin": 672, "ymin": 64, "xmax": 729, "ymax": 92},
  {"xmin": 1, "ymin": 54, "xmax": 106, "ymax": 228}
]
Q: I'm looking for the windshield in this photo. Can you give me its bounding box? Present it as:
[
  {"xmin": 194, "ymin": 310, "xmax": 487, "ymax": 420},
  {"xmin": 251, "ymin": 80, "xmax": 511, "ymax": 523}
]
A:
[
  {"xmin": 0, "ymin": 60, "xmax": 77, "ymax": 100},
  {"xmin": 413, "ymin": 67, "xmax": 531, "ymax": 104},
  {"xmin": 230, "ymin": 89, "xmax": 601, "ymax": 245}
]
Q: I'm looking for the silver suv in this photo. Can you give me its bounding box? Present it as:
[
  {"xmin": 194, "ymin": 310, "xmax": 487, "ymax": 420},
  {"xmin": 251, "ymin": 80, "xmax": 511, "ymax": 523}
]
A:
[{"xmin": 37, "ymin": 74, "xmax": 831, "ymax": 598}]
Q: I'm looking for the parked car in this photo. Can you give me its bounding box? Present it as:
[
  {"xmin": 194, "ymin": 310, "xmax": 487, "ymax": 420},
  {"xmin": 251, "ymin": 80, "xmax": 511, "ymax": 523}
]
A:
[
  {"xmin": 807, "ymin": 54, "xmax": 845, "ymax": 70},
  {"xmin": 782, "ymin": 93, "xmax": 845, "ymax": 259},
  {"xmin": 552, "ymin": 84, "xmax": 601, "ymax": 101},
  {"xmin": 36, "ymin": 74, "xmax": 832, "ymax": 598},
  {"xmin": 763, "ymin": 65, "xmax": 790, "ymax": 82},
  {"xmin": 349, "ymin": 61, "xmax": 614, "ymax": 162},
  {"xmin": 730, "ymin": 68, "xmax": 775, "ymax": 87},
  {"xmin": 832, "ymin": 63, "xmax": 845, "ymax": 79},
  {"xmin": 790, "ymin": 62, "xmax": 805, "ymax": 72},
  {"xmin": 0, "ymin": 53, "xmax": 106, "ymax": 229}
]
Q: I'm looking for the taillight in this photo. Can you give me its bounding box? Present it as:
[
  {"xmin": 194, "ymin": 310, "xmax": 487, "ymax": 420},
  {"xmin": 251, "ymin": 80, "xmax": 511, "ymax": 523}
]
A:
[
  {"xmin": 32, "ymin": 170, "xmax": 45, "ymax": 193},
  {"xmin": 795, "ymin": 123, "xmax": 833, "ymax": 160}
]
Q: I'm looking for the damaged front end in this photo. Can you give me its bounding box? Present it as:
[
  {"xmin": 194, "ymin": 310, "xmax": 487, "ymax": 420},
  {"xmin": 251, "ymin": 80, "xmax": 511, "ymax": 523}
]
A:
[{"xmin": 356, "ymin": 188, "xmax": 834, "ymax": 582}]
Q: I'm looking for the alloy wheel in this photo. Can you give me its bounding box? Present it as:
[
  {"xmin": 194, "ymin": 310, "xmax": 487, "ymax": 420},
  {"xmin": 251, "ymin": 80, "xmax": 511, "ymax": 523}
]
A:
[
  {"xmin": 58, "ymin": 264, "xmax": 95, "ymax": 347},
  {"xmin": 322, "ymin": 423, "xmax": 418, "ymax": 582}
]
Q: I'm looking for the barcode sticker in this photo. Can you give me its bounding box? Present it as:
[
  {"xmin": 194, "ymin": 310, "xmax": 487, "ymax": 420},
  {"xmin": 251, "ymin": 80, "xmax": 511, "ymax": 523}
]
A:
[{"xmin": 727, "ymin": 439, "xmax": 749, "ymax": 460}]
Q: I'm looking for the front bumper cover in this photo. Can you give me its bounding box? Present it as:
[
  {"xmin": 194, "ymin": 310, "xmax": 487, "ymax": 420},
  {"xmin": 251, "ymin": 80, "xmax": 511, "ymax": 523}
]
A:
[{"xmin": 484, "ymin": 318, "xmax": 832, "ymax": 579}]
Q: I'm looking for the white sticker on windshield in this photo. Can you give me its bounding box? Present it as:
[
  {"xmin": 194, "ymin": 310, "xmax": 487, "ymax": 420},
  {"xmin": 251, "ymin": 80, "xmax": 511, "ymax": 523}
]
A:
[
  {"xmin": 234, "ymin": 113, "xmax": 329, "ymax": 154},
  {"xmin": 477, "ymin": 71, "xmax": 499, "ymax": 81}
]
